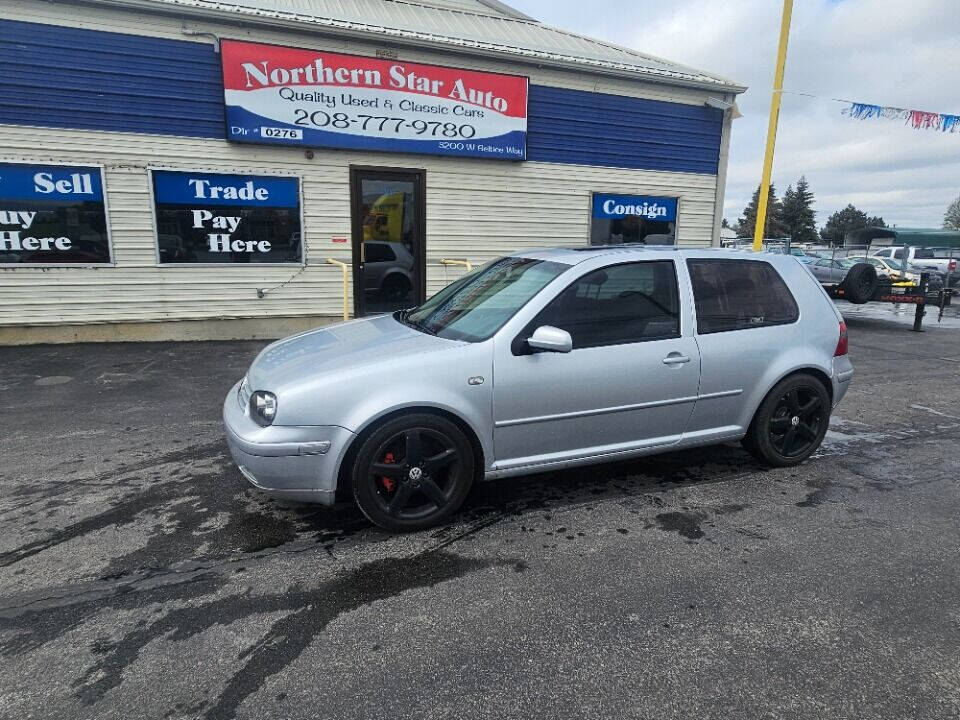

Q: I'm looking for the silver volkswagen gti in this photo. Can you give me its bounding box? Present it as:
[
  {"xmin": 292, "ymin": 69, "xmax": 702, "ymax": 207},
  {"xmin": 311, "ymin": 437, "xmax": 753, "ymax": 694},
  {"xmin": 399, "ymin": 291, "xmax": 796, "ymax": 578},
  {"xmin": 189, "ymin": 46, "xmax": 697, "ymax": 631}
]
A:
[{"xmin": 224, "ymin": 246, "xmax": 853, "ymax": 531}]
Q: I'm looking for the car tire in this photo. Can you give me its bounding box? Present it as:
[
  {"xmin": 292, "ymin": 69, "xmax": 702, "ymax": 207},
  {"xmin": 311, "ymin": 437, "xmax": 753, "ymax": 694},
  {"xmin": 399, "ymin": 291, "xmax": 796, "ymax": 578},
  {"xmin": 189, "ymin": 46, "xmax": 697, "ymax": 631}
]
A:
[
  {"xmin": 741, "ymin": 373, "xmax": 831, "ymax": 467},
  {"xmin": 351, "ymin": 413, "xmax": 475, "ymax": 532},
  {"xmin": 381, "ymin": 274, "xmax": 411, "ymax": 301},
  {"xmin": 842, "ymin": 263, "xmax": 878, "ymax": 304}
]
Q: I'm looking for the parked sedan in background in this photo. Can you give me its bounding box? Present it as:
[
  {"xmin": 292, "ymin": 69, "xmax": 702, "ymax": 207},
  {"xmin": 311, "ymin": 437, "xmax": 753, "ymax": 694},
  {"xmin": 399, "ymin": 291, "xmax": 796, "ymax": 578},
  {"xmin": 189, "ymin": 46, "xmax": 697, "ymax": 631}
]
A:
[
  {"xmin": 871, "ymin": 246, "xmax": 957, "ymax": 276},
  {"xmin": 808, "ymin": 257, "xmax": 859, "ymax": 284},
  {"xmin": 225, "ymin": 246, "xmax": 852, "ymax": 531},
  {"xmin": 848, "ymin": 255, "xmax": 945, "ymax": 289},
  {"xmin": 851, "ymin": 255, "xmax": 919, "ymax": 279}
]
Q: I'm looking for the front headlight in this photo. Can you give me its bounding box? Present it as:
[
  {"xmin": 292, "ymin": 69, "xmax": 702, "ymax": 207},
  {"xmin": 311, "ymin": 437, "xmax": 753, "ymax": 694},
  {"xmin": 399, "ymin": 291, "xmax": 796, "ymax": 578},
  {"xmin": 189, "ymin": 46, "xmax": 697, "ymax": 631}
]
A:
[{"xmin": 250, "ymin": 391, "xmax": 277, "ymax": 426}]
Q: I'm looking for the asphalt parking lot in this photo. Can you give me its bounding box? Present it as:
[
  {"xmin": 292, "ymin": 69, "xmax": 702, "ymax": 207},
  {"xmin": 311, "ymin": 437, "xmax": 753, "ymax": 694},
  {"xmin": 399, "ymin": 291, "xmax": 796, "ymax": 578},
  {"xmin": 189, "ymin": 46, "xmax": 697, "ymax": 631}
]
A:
[{"xmin": 2, "ymin": 304, "xmax": 960, "ymax": 720}]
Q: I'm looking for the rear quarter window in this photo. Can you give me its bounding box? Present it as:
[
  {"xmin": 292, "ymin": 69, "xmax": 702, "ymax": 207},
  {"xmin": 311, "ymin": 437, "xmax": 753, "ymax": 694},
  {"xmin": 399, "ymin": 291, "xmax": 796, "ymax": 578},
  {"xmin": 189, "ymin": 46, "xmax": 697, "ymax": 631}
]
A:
[
  {"xmin": 687, "ymin": 258, "xmax": 800, "ymax": 334},
  {"xmin": 365, "ymin": 243, "xmax": 397, "ymax": 262}
]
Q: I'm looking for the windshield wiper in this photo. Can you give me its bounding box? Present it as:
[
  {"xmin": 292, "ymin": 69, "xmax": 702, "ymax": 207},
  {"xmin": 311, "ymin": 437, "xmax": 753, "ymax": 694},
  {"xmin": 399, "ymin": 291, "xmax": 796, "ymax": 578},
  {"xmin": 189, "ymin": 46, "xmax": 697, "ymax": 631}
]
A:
[{"xmin": 396, "ymin": 309, "xmax": 436, "ymax": 336}]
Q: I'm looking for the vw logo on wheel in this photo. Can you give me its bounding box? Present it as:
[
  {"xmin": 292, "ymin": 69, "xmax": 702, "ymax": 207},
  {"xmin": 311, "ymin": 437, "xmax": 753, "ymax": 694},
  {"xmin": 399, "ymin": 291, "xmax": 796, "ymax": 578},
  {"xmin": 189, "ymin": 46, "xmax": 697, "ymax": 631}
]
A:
[{"xmin": 408, "ymin": 466, "xmax": 423, "ymax": 480}]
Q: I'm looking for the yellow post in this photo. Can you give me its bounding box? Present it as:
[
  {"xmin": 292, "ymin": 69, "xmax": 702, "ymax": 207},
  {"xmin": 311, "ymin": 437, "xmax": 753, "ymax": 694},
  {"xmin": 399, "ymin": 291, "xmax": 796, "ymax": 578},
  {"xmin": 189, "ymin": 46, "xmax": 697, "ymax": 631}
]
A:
[
  {"xmin": 439, "ymin": 258, "xmax": 473, "ymax": 272},
  {"xmin": 326, "ymin": 258, "xmax": 350, "ymax": 321},
  {"xmin": 753, "ymin": 0, "xmax": 794, "ymax": 252}
]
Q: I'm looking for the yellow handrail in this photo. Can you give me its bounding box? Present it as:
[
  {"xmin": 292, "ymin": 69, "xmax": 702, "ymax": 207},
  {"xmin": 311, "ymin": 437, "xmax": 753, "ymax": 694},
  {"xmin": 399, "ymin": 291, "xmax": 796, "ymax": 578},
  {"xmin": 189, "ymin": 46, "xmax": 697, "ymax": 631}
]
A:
[
  {"xmin": 440, "ymin": 258, "xmax": 473, "ymax": 272},
  {"xmin": 326, "ymin": 258, "xmax": 350, "ymax": 321}
]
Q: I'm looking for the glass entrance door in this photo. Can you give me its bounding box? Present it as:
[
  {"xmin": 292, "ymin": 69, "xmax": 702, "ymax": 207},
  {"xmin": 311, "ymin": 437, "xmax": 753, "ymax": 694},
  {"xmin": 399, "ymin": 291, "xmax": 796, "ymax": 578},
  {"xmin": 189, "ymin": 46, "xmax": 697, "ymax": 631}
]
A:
[{"xmin": 350, "ymin": 167, "xmax": 426, "ymax": 316}]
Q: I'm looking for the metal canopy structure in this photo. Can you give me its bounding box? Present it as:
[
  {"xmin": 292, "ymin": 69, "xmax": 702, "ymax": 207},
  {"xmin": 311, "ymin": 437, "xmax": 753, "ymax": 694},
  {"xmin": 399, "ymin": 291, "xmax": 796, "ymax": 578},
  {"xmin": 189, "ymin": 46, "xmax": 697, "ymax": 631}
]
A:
[{"xmin": 846, "ymin": 227, "xmax": 960, "ymax": 248}]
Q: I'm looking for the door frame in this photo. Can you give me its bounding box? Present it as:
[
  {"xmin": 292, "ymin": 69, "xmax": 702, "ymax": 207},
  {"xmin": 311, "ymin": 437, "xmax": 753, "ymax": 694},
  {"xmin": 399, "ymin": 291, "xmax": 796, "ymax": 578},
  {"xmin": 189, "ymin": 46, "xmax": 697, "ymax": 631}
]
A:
[{"xmin": 349, "ymin": 165, "xmax": 427, "ymax": 317}]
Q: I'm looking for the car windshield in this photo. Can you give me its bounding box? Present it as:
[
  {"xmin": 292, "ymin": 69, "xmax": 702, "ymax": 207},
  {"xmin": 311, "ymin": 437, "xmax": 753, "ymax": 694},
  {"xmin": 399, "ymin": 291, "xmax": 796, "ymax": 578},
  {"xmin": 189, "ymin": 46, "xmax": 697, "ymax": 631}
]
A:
[
  {"xmin": 838, "ymin": 258, "xmax": 860, "ymax": 268},
  {"xmin": 398, "ymin": 256, "xmax": 567, "ymax": 342}
]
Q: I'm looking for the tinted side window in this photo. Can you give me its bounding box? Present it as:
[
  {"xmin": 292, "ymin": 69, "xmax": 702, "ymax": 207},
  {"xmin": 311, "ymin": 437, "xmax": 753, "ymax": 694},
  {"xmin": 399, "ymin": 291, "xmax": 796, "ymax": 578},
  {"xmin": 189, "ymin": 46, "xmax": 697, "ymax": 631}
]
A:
[
  {"xmin": 687, "ymin": 259, "xmax": 799, "ymax": 334},
  {"xmin": 365, "ymin": 243, "xmax": 396, "ymax": 262},
  {"xmin": 533, "ymin": 260, "xmax": 680, "ymax": 349}
]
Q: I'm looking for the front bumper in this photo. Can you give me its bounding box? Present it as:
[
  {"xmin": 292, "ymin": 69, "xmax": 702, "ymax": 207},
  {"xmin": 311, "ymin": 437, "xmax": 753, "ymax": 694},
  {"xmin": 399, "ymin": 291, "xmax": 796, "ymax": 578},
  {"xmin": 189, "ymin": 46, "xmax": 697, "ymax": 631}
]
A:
[{"xmin": 222, "ymin": 380, "xmax": 355, "ymax": 505}]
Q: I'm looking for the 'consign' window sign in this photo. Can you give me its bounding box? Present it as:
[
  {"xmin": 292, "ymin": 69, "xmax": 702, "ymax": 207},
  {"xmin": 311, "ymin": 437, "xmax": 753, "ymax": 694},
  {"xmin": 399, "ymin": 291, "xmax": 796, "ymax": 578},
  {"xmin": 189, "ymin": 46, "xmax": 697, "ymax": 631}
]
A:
[
  {"xmin": 151, "ymin": 170, "xmax": 302, "ymax": 264},
  {"xmin": 592, "ymin": 194, "xmax": 678, "ymax": 222},
  {"xmin": 590, "ymin": 193, "xmax": 678, "ymax": 246},
  {"xmin": 0, "ymin": 163, "xmax": 111, "ymax": 265},
  {"xmin": 220, "ymin": 40, "xmax": 528, "ymax": 160}
]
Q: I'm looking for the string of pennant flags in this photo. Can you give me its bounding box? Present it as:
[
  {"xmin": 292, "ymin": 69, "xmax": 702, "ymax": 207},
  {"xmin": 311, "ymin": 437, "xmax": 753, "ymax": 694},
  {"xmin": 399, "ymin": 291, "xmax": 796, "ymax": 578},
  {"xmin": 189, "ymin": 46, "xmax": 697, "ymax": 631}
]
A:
[
  {"xmin": 776, "ymin": 90, "xmax": 959, "ymax": 135},
  {"xmin": 842, "ymin": 102, "xmax": 960, "ymax": 133}
]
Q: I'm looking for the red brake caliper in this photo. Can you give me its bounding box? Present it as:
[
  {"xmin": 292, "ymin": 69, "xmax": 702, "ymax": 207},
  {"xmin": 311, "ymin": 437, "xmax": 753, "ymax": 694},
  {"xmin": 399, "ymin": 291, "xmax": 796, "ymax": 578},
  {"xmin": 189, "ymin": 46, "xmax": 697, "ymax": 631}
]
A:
[{"xmin": 378, "ymin": 451, "xmax": 397, "ymax": 492}]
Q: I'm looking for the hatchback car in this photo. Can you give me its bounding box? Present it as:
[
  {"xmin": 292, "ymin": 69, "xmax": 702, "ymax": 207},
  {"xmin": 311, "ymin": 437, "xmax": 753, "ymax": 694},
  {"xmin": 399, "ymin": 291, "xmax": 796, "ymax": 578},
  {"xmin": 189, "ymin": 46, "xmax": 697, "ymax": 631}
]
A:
[{"xmin": 224, "ymin": 246, "xmax": 853, "ymax": 531}]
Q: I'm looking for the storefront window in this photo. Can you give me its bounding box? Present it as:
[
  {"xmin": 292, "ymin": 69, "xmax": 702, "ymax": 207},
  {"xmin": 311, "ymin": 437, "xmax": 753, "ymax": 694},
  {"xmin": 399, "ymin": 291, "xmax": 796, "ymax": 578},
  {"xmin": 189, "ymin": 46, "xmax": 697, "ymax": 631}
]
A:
[
  {"xmin": 590, "ymin": 193, "xmax": 678, "ymax": 246},
  {"xmin": 0, "ymin": 164, "xmax": 111, "ymax": 265},
  {"xmin": 151, "ymin": 170, "xmax": 302, "ymax": 264}
]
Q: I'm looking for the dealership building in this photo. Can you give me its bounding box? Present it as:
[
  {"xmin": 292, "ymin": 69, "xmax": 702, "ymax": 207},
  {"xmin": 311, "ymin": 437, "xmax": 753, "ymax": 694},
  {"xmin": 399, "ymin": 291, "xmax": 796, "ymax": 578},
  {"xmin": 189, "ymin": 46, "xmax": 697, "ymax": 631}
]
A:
[{"xmin": 0, "ymin": 0, "xmax": 744, "ymax": 343}]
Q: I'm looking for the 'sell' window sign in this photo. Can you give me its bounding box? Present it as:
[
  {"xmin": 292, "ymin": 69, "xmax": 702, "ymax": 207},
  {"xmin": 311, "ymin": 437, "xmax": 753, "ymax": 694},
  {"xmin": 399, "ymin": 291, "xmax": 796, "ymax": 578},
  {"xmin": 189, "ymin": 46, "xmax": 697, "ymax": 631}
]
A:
[
  {"xmin": 221, "ymin": 40, "xmax": 528, "ymax": 160},
  {"xmin": 0, "ymin": 164, "xmax": 110, "ymax": 265},
  {"xmin": 151, "ymin": 170, "xmax": 302, "ymax": 264},
  {"xmin": 592, "ymin": 194, "xmax": 678, "ymax": 222}
]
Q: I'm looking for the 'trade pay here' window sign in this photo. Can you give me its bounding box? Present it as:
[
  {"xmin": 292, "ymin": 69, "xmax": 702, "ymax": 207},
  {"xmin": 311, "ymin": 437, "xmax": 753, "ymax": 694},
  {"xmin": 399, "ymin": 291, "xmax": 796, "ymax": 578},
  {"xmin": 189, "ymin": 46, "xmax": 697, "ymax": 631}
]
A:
[
  {"xmin": 221, "ymin": 40, "xmax": 528, "ymax": 160},
  {"xmin": 151, "ymin": 170, "xmax": 302, "ymax": 264},
  {"xmin": 0, "ymin": 164, "xmax": 111, "ymax": 265}
]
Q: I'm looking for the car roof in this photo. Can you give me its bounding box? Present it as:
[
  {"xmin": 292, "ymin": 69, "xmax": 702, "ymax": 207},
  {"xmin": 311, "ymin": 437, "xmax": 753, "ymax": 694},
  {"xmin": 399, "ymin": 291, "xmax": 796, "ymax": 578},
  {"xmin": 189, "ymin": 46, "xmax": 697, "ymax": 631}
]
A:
[{"xmin": 511, "ymin": 245, "xmax": 794, "ymax": 266}]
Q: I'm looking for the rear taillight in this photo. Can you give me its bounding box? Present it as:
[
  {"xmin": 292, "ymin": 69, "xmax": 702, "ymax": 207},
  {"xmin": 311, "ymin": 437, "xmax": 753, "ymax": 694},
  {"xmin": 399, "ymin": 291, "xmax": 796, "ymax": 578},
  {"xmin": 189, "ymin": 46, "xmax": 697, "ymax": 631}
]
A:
[{"xmin": 834, "ymin": 321, "xmax": 848, "ymax": 357}]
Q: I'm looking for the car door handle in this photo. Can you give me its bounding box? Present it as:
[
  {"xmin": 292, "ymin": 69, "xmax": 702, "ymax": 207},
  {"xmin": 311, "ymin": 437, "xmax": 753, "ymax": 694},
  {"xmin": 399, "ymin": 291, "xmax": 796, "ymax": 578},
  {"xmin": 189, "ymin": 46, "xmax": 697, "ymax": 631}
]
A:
[{"xmin": 662, "ymin": 353, "xmax": 691, "ymax": 365}]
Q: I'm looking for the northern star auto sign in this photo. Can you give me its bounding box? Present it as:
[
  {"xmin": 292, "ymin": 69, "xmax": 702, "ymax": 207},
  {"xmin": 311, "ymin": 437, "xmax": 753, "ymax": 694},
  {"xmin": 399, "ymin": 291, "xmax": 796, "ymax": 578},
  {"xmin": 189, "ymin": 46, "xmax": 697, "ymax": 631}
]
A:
[{"xmin": 221, "ymin": 40, "xmax": 528, "ymax": 160}]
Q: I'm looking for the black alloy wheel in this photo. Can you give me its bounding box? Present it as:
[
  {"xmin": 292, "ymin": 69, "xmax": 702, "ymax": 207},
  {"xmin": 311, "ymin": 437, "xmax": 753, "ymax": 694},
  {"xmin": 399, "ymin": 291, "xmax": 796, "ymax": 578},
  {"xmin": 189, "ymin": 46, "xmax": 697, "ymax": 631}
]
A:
[
  {"xmin": 352, "ymin": 414, "xmax": 475, "ymax": 531},
  {"xmin": 742, "ymin": 373, "xmax": 831, "ymax": 467},
  {"xmin": 767, "ymin": 386, "xmax": 824, "ymax": 458}
]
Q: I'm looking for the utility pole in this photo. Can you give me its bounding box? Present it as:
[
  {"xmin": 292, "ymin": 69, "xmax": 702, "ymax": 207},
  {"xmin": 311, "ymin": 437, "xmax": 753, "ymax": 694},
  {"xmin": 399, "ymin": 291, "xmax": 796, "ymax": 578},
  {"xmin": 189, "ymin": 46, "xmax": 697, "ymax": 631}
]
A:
[{"xmin": 752, "ymin": 0, "xmax": 794, "ymax": 252}]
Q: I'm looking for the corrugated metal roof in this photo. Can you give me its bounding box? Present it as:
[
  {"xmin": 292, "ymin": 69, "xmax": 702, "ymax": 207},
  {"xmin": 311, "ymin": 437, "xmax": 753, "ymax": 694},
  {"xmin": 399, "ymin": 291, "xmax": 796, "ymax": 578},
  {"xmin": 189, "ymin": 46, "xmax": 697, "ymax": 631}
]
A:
[
  {"xmin": 381, "ymin": 0, "xmax": 531, "ymax": 19},
  {"xmin": 108, "ymin": 0, "xmax": 744, "ymax": 91}
]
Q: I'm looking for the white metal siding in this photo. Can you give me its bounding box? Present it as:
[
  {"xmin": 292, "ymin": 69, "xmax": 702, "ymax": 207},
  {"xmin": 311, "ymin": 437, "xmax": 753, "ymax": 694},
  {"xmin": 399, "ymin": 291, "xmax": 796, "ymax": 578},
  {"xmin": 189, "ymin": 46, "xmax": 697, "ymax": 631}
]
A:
[{"xmin": 0, "ymin": 124, "xmax": 716, "ymax": 326}]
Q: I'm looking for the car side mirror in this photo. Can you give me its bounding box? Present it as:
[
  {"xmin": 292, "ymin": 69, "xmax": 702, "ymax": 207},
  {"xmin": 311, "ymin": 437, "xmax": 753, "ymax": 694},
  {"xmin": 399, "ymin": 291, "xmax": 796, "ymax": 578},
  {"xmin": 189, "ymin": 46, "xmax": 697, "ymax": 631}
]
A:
[{"xmin": 527, "ymin": 325, "xmax": 572, "ymax": 353}]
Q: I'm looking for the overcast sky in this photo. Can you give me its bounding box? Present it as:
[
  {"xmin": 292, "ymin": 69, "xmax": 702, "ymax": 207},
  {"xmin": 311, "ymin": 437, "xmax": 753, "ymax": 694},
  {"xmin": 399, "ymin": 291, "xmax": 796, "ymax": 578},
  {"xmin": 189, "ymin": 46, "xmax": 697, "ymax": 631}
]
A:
[{"xmin": 509, "ymin": 0, "xmax": 960, "ymax": 229}]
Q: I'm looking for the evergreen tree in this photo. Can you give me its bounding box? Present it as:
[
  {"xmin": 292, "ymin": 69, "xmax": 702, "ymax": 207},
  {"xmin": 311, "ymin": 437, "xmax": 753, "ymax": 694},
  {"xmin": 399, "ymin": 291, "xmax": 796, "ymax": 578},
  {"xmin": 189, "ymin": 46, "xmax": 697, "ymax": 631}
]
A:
[
  {"xmin": 780, "ymin": 176, "xmax": 818, "ymax": 244},
  {"xmin": 721, "ymin": 217, "xmax": 731, "ymax": 229},
  {"xmin": 819, "ymin": 204, "xmax": 885, "ymax": 246},
  {"xmin": 736, "ymin": 183, "xmax": 787, "ymax": 239},
  {"xmin": 944, "ymin": 195, "xmax": 960, "ymax": 230}
]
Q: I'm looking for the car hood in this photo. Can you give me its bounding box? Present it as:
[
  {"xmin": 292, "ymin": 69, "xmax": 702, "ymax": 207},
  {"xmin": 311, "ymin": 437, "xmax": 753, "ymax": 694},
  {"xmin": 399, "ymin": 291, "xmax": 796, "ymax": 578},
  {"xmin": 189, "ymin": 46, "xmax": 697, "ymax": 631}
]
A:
[{"xmin": 246, "ymin": 313, "xmax": 463, "ymax": 392}]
